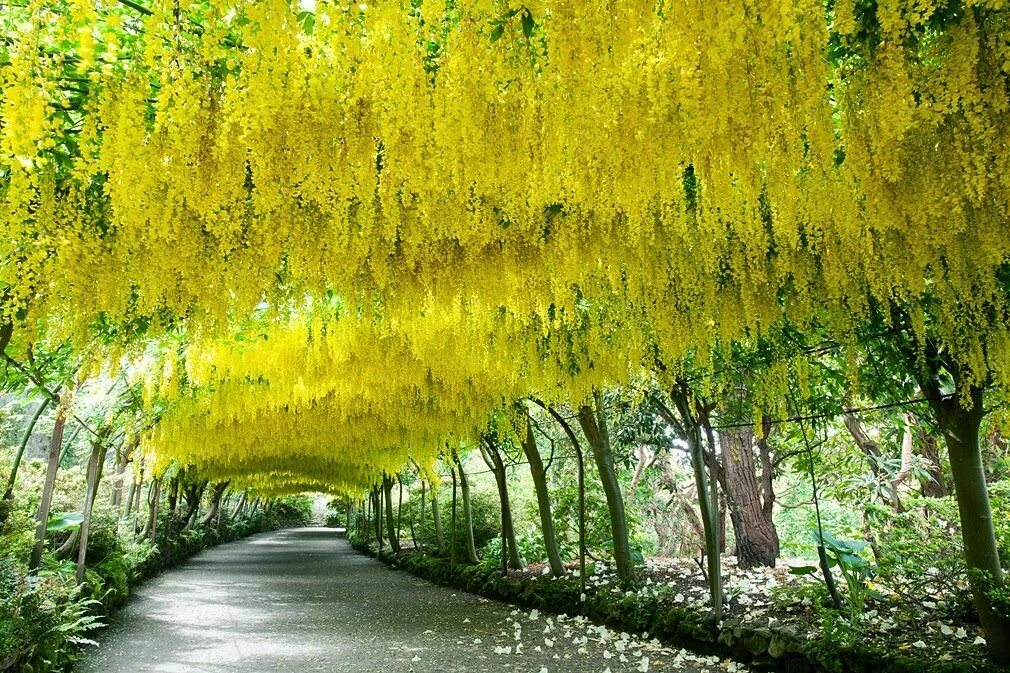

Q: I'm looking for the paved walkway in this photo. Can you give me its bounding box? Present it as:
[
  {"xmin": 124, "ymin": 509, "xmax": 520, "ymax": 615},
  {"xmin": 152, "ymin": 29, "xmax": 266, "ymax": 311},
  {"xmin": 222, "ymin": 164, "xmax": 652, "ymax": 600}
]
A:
[{"xmin": 79, "ymin": 528, "xmax": 716, "ymax": 672}]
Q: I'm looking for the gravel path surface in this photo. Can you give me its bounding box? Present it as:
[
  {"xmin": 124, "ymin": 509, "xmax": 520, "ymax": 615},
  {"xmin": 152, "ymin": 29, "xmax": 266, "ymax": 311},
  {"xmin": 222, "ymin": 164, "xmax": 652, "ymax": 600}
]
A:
[{"xmin": 78, "ymin": 528, "xmax": 725, "ymax": 673}]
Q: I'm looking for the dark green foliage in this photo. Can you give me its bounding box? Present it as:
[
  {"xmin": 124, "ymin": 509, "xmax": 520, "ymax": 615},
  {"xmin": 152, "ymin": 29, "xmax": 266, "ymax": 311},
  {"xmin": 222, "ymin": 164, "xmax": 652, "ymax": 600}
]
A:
[
  {"xmin": 405, "ymin": 489, "xmax": 499, "ymax": 556},
  {"xmin": 0, "ymin": 496, "xmax": 304, "ymax": 673}
]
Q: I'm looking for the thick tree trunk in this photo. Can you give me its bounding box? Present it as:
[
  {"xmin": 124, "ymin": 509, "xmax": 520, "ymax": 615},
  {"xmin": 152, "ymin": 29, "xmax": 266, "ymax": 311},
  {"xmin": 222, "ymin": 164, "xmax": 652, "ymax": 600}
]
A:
[
  {"xmin": 481, "ymin": 437, "xmax": 522, "ymax": 570},
  {"xmin": 453, "ymin": 451, "xmax": 479, "ymax": 563},
  {"xmin": 383, "ymin": 474, "xmax": 399, "ymax": 553},
  {"xmin": 719, "ymin": 425, "xmax": 779, "ymax": 568},
  {"xmin": 924, "ymin": 383, "xmax": 1010, "ymax": 663},
  {"xmin": 577, "ymin": 393, "xmax": 634, "ymax": 585},
  {"xmin": 200, "ymin": 482, "xmax": 230, "ymax": 527},
  {"xmin": 181, "ymin": 481, "xmax": 207, "ymax": 532},
  {"xmin": 30, "ymin": 408, "xmax": 67, "ymax": 570},
  {"xmin": 520, "ymin": 406, "xmax": 565, "ymax": 577},
  {"xmin": 76, "ymin": 439, "xmax": 108, "ymax": 583},
  {"xmin": 167, "ymin": 476, "xmax": 181, "ymax": 520}
]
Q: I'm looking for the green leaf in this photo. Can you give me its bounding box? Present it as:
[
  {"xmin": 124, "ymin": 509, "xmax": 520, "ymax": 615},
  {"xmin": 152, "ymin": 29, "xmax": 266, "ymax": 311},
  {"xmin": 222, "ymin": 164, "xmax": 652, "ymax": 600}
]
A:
[
  {"xmin": 788, "ymin": 565, "xmax": 819, "ymax": 576},
  {"xmin": 521, "ymin": 10, "xmax": 535, "ymax": 38},
  {"xmin": 47, "ymin": 512, "xmax": 84, "ymax": 532},
  {"xmin": 296, "ymin": 11, "xmax": 315, "ymax": 35},
  {"xmin": 490, "ymin": 24, "xmax": 504, "ymax": 42}
]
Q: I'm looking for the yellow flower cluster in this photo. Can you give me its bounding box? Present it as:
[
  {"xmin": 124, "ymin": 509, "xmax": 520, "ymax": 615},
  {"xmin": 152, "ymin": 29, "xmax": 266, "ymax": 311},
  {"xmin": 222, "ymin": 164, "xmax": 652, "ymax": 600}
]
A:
[{"xmin": 4, "ymin": 0, "xmax": 1010, "ymax": 490}]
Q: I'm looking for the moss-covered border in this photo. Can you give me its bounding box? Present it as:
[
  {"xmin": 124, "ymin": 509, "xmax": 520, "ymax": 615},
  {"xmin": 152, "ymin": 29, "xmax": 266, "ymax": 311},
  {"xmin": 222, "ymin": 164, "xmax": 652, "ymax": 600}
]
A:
[{"xmin": 350, "ymin": 538, "xmax": 1000, "ymax": 673}]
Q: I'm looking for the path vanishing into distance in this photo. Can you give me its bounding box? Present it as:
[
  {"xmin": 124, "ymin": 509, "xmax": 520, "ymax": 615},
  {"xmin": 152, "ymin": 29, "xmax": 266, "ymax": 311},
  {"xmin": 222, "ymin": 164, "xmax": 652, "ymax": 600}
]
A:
[{"xmin": 79, "ymin": 528, "xmax": 727, "ymax": 673}]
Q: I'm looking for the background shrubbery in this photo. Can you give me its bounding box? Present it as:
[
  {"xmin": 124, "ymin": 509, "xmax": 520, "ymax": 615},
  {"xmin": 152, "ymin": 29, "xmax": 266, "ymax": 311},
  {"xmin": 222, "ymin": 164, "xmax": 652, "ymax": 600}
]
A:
[{"xmin": 0, "ymin": 474, "xmax": 311, "ymax": 673}]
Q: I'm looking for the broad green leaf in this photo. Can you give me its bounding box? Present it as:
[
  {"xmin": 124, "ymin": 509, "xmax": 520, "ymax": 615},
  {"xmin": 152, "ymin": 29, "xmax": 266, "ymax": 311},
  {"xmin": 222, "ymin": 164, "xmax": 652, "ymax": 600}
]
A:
[{"xmin": 47, "ymin": 512, "xmax": 84, "ymax": 532}]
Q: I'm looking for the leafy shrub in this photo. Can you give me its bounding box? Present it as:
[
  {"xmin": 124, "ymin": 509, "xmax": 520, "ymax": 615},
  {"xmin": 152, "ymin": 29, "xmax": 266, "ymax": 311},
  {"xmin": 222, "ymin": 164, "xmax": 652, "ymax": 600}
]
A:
[
  {"xmin": 870, "ymin": 497, "xmax": 974, "ymax": 616},
  {"xmin": 400, "ymin": 488, "xmax": 501, "ymax": 556},
  {"xmin": 0, "ymin": 495, "xmax": 301, "ymax": 673}
]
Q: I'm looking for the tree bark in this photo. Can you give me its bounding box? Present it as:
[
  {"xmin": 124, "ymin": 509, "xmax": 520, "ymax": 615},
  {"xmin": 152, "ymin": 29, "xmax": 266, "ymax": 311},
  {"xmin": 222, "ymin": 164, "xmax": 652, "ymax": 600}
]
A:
[
  {"xmin": 181, "ymin": 481, "xmax": 207, "ymax": 532},
  {"xmin": 519, "ymin": 405, "xmax": 565, "ymax": 577},
  {"xmin": 372, "ymin": 488, "xmax": 384, "ymax": 548},
  {"xmin": 140, "ymin": 478, "xmax": 161, "ymax": 540},
  {"xmin": 200, "ymin": 482, "xmax": 230, "ymax": 527},
  {"xmin": 453, "ymin": 450, "xmax": 479, "ymax": 563},
  {"xmin": 480, "ymin": 436, "xmax": 522, "ymax": 570},
  {"xmin": 719, "ymin": 424, "xmax": 779, "ymax": 568},
  {"xmin": 30, "ymin": 406, "xmax": 67, "ymax": 570},
  {"xmin": 396, "ymin": 476, "xmax": 403, "ymax": 542},
  {"xmin": 918, "ymin": 424, "xmax": 949, "ymax": 497},
  {"xmin": 577, "ymin": 392, "xmax": 635, "ymax": 585},
  {"xmin": 123, "ymin": 481, "xmax": 136, "ymax": 521},
  {"xmin": 430, "ymin": 482, "xmax": 445, "ymax": 552},
  {"xmin": 383, "ymin": 474, "xmax": 400, "ymax": 553},
  {"xmin": 537, "ymin": 401, "xmax": 588, "ymax": 598},
  {"xmin": 656, "ymin": 387, "xmax": 722, "ymax": 621},
  {"xmin": 167, "ymin": 475, "xmax": 181, "ymax": 520},
  {"xmin": 0, "ymin": 320, "xmax": 12, "ymax": 357},
  {"xmin": 76, "ymin": 439, "xmax": 109, "ymax": 583},
  {"xmin": 921, "ymin": 380, "xmax": 1010, "ymax": 663}
]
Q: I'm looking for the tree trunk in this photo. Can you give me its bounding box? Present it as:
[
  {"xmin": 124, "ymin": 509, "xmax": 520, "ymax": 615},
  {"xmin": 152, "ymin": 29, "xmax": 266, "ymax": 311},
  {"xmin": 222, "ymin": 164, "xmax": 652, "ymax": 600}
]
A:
[
  {"xmin": 232, "ymin": 491, "xmax": 247, "ymax": 518},
  {"xmin": 537, "ymin": 401, "xmax": 588, "ymax": 598},
  {"xmin": 419, "ymin": 476, "xmax": 426, "ymax": 547},
  {"xmin": 141, "ymin": 478, "xmax": 161, "ymax": 540},
  {"xmin": 396, "ymin": 476, "xmax": 403, "ymax": 542},
  {"xmin": 519, "ymin": 405, "xmax": 565, "ymax": 577},
  {"xmin": 453, "ymin": 451, "xmax": 479, "ymax": 563},
  {"xmin": 111, "ymin": 439, "xmax": 135, "ymax": 510},
  {"xmin": 656, "ymin": 387, "xmax": 723, "ymax": 621},
  {"xmin": 577, "ymin": 393, "xmax": 634, "ymax": 585},
  {"xmin": 919, "ymin": 424, "xmax": 950, "ymax": 497},
  {"xmin": 450, "ymin": 465, "xmax": 458, "ymax": 566},
  {"xmin": 123, "ymin": 481, "xmax": 136, "ymax": 521},
  {"xmin": 480, "ymin": 437, "xmax": 522, "ymax": 570},
  {"xmin": 430, "ymin": 482, "xmax": 445, "ymax": 552},
  {"xmin": 924, "ymin": 381, "xmax": 1010, "ymax": 663},
  {"xmin": 383, "ymin": 474, "xmax": 399, "ymax": 553},
  {"xmin": 0, "ymin": 320, "xmax": 12, "ymax": 357},
  {"xmin": 182, "ymin": 481, "xmax": 207, "ymax": 532},
  {"xmin": 167, "ymin": 476, "xmax": 181, "ymax": 520},
  {"xmin": 3, "ymin": 396, "xmax": 50, "ymax": 506},
  {"xmin": 372, "ymin": 488, "xmax": 384, "ymax": 548},
  {"xmin": 76, "ymin": 439, "xmax": 108, "ymax": 583},
  {"xmin": 200, "ymin": 482, "xmax": 230, "ymax": 527},
  {"xmin": 30, "ymin": 407, "xmax": 67, "ymax": 570},
  {"xmin": 719, "ymin": 425, "xmax": 779, "ymax": 568}
]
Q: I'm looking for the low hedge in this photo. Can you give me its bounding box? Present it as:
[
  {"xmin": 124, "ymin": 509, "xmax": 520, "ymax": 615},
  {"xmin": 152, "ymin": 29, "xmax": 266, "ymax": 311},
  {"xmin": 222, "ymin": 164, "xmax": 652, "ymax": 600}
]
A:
[{"xmin": 350, "ymin": 536, "xmax": 1001, "ymax": 673}]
